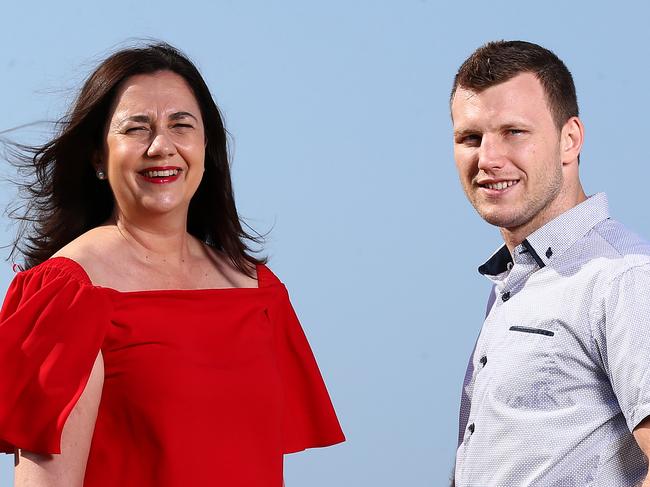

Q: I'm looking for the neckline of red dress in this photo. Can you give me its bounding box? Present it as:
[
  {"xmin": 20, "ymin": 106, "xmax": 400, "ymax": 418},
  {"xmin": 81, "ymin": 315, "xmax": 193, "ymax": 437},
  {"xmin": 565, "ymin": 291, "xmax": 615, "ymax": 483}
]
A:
[{"xmin": 43, "ymin": 256, "xmax": 270, "ymax": 295}]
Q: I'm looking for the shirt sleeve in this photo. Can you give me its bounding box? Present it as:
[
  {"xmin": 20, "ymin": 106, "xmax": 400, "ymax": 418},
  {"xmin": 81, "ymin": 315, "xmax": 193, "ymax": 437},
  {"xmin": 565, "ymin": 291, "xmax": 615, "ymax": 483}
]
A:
[
  {"xmin": 267, "ymin": 283, "xmax": 345, "ymax": 453},
  {"xmin": 0, "ymin": 262, "xmax": 110, "ymax": 454},
  {"xmin": 595, "ymin": 263, "xmax": 650, "ymax": 432}
]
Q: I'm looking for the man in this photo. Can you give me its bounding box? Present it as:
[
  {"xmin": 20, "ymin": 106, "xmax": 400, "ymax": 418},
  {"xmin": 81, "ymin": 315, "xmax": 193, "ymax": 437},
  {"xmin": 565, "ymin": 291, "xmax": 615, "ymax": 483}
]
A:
[{"xmin": 451, "ymin": 40, "xmax": 650, "ymax": 486}]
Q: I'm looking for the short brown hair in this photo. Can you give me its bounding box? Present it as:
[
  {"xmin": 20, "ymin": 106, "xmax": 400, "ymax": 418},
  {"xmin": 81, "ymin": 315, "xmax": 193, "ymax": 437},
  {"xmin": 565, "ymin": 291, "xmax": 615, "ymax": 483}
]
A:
[{"xmin": 451, "ymin": 40, "xmax": 578, "ymax": 129}]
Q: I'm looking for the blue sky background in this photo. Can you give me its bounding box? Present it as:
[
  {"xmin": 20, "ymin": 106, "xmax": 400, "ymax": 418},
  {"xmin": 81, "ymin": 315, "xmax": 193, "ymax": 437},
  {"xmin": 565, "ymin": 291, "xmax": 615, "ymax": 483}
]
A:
[{"xmin": 0, "ymin": 1, "xmax": 649, "ymax": 485}]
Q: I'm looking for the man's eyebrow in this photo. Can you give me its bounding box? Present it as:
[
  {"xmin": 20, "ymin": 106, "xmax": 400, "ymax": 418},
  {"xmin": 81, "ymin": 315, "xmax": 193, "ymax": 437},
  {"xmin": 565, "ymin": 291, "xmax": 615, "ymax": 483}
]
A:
[
  {"xmin": 453, "ymin": 128, "xmax": 479, "ymax": 138},
  {"xmin": 500, "ymin": 121, "xmax": 533, "ymax": 130}
]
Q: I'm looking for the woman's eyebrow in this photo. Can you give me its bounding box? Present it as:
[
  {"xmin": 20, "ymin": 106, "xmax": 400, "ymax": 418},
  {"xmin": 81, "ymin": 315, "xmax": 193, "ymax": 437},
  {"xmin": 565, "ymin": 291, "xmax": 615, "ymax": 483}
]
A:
[
  {"xmin": 118, "ymin": 114, "xmax": 151, "ymax": 125},
  {"xmin": 114, "ymin": 112, "xmax": 198, "ymax": 129},
  {"xmin": 169, "ymin": 111, "xmax": 198, "ymax": 121}
]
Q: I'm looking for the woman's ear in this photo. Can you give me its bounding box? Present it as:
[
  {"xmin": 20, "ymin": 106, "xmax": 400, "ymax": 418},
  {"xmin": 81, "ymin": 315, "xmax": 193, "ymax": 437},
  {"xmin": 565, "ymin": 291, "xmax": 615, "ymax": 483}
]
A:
[
  {"xmin": 91, "ymin": 151, "xmax": 102, "ymax": 172},
  {"xmin": 92, "ymin": 152, "xmax": 107, "ymax": 180}
]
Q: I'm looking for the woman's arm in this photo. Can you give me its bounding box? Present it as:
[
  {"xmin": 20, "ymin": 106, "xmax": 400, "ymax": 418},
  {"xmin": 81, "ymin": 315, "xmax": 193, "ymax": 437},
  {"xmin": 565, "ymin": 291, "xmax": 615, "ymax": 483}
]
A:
[{"xmin": 15, "ymin": 352, "xmax": 104, "ymax": 487}]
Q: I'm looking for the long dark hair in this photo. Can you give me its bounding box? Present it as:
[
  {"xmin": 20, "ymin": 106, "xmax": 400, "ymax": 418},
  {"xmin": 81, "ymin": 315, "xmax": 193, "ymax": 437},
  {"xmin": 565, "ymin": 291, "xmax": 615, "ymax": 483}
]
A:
[{"xmin": 8, "ymin": 42, "xmax": 265, "ymax": 274}]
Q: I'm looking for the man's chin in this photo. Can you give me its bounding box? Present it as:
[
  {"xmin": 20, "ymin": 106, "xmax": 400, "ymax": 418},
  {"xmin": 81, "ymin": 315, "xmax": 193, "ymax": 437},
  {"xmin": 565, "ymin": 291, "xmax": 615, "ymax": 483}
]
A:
[{"xmin": 477, "ymin": 210, "xmax": 526, "ymax": 229}]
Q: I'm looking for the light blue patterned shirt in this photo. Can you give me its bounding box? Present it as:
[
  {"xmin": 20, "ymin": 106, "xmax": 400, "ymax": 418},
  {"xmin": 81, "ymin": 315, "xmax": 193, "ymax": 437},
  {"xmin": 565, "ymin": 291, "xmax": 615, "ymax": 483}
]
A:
[{"xmin": 455, "ymin": 193, "xmax": 650, "ymax": 486}]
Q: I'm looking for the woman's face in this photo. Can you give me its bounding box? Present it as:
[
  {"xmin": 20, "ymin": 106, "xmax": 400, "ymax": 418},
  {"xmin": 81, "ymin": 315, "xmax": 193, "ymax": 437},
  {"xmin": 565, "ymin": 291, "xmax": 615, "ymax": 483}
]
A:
[{"xmin": 100, "ymin": 70, "xmax": 206, "ymax": 223}]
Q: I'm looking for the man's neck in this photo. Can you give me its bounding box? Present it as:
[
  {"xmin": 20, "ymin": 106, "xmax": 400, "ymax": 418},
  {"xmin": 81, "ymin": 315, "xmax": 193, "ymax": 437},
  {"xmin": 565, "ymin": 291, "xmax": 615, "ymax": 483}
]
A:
[{"xmin": 501, "ymin": 186, "xmax": 587, "ymax": 254}]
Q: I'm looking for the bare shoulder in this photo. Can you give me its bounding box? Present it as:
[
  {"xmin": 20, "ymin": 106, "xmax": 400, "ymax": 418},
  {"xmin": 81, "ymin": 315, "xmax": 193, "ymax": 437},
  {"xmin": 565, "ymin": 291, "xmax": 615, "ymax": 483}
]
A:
[
  {"xmin": 52, "ymin": 226, "xmax": 123, "ymax": 284},
  {"xmin": 202, "ymin": 244, "xmax": 258, "ymax": 289}
]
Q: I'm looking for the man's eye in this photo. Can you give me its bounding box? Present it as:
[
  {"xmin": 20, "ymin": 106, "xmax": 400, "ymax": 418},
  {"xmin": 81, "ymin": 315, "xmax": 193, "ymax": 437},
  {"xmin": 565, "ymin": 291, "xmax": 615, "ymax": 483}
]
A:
[
  {"xmin": 508, "ymin": 129, "xmax": 524, "ymax": 135},
  {"xmin": 461, "ymin": 134, "xmax": 481, "ymax": 145}
]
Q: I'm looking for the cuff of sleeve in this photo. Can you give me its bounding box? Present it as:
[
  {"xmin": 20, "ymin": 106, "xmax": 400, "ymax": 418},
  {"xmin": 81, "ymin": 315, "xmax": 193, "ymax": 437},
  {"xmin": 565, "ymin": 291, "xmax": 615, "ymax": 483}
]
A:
[{"xmin": 628, "ymin": 403, "xmax": 650, "ymax": 431}]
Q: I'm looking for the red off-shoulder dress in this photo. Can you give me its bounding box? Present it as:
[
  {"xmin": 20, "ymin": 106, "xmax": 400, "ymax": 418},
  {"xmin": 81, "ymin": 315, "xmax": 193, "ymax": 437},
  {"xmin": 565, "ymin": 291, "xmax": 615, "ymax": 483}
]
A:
[{"xmin": 0, "ymin": 257, "xmax": 344, "ymax": 486}]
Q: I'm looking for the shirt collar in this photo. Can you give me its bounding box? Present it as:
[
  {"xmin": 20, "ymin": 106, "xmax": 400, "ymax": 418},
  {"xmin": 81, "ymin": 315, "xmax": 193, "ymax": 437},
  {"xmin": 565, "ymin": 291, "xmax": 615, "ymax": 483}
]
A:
[{"xmin": 478, "ymin": 192, "xmax": 611, "ymax": 277}]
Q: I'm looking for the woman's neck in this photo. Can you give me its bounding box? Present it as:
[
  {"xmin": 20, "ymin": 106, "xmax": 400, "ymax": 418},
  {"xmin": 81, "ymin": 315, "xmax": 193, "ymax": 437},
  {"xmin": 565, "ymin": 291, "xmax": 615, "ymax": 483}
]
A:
[{"xmin": 112, "ymin": 211, "xmax": 197, "ymax": 267}]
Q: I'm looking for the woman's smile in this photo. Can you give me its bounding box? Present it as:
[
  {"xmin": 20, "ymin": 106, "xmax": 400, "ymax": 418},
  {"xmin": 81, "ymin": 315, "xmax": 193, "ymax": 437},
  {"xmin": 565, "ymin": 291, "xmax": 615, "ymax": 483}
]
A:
[{"xmin": 138, "ymin": 166, "xmax": 183, "ymax": 184}]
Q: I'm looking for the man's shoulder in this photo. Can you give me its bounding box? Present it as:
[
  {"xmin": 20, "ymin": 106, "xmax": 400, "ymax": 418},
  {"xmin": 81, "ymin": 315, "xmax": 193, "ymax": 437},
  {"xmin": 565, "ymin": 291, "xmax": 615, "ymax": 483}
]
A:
[
  {"xmin": 591, "ymin": 218, "xmax": 650, "ymax": 259},
  {"xmin": 586, "ymin": 218, "xmax": 650, "ymax": 277}
]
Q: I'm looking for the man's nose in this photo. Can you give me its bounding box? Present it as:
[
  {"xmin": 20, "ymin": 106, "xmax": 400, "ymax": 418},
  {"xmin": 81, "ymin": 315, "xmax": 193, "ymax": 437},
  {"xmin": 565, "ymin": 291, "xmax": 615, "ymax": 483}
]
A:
[
  {"xmin": 477, "ymin": 135, "xmax": 506, "ymax": 172},
  {"xmin": 147, "ymin": 131, "xmax": 177, "ymax": 158}
]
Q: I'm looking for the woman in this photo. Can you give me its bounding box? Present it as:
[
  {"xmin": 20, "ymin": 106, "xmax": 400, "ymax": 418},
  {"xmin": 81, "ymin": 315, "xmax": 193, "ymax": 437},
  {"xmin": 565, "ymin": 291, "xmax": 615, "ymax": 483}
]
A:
[{"xmin": 0, "ymin": 42, "xmax": 344, "ymax": 486}]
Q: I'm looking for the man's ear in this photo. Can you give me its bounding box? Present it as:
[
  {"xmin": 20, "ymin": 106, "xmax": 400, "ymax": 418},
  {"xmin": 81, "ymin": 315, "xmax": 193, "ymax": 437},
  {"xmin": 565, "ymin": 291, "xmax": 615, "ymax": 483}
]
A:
[{"xmin": 560, "ymin": 116, "xmax": 584, "ymax": 166}]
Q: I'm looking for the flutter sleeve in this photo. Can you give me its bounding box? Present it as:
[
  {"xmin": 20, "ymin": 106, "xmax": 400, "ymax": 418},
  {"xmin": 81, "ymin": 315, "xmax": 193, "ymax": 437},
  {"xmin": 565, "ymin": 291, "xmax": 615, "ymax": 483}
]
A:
[
  {"xmin": 263, "ymin": 267, "xmax": 345, "ymax": 453},
  {"xmin": 0, "ymin": 260, "xmax": 110, "ymax": 454}
]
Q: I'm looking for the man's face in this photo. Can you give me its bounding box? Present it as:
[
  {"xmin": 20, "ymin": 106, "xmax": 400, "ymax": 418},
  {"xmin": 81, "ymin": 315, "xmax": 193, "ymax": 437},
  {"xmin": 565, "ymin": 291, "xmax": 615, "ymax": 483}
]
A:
[{"xmin": 451, "ymin": 72, "xmax": 565, "ymax": 233}]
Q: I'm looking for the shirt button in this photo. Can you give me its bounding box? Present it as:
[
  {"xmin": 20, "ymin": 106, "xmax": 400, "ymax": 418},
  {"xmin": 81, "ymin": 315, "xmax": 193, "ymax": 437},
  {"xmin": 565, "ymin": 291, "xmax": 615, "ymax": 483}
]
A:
[
  {"xmin": 479, "ymin": 356, "xmax": 487, "ymax": 367},
  {"xmin": 468, "ymin": 423, "xmax": 475, "ymax": 434},
  {"xmin": 502, "ymin": 291, "xmax": 511, "ymax": 302}
]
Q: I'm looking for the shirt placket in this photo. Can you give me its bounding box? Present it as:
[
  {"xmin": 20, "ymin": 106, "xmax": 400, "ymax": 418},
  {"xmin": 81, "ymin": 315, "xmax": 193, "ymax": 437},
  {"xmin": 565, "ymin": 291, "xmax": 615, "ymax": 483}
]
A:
[{"xmin": 458, "ymin": 249, "xmax": 539, "ymax": 484}]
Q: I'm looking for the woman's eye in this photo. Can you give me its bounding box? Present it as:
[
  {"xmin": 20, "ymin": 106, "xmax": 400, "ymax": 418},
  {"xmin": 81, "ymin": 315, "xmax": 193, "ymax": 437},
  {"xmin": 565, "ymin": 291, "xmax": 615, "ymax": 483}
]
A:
[
  {"xmin": 172, "ymin": 123, "xmax": 193, "ymax": 129},
  {"xmin": 125, "ymin": 126, "xmax": 148, "ymax": 134}
]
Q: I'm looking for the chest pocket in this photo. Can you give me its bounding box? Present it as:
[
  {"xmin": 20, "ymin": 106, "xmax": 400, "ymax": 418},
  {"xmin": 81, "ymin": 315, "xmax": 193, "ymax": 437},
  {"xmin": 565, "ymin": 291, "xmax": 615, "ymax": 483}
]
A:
[{"xmin": 490, "ymin": 321, "xmax": 560, "ymax": 410}]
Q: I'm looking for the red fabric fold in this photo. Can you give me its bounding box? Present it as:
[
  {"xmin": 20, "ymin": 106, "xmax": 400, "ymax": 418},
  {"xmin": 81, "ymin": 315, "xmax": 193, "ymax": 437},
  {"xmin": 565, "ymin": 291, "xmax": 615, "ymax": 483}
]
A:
[
  {"xmin": 0, "ymin": 264, "xmax": 109, "ymax": 454},
  {"xmin": 262, "ymin": 268, "xmax": 345, "ymax": 453}
]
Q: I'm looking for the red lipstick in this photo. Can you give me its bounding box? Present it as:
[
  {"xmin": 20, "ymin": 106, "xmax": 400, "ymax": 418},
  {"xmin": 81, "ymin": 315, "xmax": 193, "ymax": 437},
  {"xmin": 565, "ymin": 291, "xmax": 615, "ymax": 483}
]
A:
[{"xmin": 139, "ymin": 166, "xmax": 182, "ymax": 184}]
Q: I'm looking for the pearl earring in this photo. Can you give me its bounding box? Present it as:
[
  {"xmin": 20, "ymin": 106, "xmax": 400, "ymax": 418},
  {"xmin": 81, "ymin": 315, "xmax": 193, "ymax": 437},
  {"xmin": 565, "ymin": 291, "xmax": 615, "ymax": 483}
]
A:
[{"xmin": 96, "ymin": 170, "xmax": 106, "ymax": 180}]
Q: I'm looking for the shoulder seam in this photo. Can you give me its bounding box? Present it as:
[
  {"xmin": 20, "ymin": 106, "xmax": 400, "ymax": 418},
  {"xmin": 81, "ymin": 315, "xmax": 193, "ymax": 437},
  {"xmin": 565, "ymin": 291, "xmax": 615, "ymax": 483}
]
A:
[
  {"xmin": 35, "ymin": 258, "xmax": 94, "ymax": 287},
  {"xmin": 591, "ymin": 224, "xmax": 625, "ymax": 259}
]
